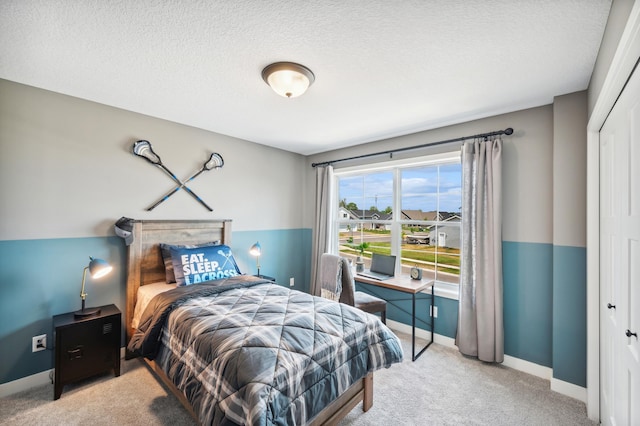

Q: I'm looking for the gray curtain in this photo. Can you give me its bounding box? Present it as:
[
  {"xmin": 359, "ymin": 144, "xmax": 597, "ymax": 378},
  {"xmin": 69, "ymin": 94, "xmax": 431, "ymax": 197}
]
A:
[
  {"xmin": 457, "ymin": 138, "xmax": 504, "ymax": 362},
  {"xmin": 310, "ymin": 165, "xmax": 334, "ymax": 296}
]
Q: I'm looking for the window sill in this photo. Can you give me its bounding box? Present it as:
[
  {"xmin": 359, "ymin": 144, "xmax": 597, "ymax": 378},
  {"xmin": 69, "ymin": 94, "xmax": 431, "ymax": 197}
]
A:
[{"xmin": 426, "ymin": 281, "xmax": 459, "ymax": 300}]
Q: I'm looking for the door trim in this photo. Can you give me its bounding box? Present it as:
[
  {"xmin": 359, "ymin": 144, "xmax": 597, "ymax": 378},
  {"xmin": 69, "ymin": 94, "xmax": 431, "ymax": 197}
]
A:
[{"xmin": 586, "ymin": 2, "xmax": 640, "ymax": 421}]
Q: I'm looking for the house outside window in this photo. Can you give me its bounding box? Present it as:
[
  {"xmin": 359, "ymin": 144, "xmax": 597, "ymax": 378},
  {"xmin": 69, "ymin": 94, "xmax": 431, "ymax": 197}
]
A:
[{"xmin": 333, "ymin": 152, "xmax": 462, "ymax": 286}]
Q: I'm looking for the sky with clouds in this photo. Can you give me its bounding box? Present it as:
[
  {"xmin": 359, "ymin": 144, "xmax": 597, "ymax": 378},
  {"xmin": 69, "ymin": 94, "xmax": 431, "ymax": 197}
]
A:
[{"xmin": 338, "ymin": 163, "xmax": 462, "ymax": 213}]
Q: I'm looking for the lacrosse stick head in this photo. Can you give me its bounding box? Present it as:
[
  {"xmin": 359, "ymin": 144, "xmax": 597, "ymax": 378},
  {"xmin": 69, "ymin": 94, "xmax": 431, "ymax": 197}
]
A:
[
  {"xmin": 133, "ymin": 140, "xmax": 162, "ymax": 165},
  {"xmin": 204, "ymin": 153, "xmax": 224, "ymax": 170}
]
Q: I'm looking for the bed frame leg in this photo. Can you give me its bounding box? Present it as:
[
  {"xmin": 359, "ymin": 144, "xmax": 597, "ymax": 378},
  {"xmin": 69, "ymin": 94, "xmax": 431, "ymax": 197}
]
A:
[{"xmin": 363, "ymin": 373, "xmax": 373, "ymax": 411}]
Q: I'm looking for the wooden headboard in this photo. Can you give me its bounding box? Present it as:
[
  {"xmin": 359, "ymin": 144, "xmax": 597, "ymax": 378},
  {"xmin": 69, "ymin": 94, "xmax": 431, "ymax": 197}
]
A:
[{"xmin": 125, "ymin": 219, "xmax": 232, "ymax": 344}]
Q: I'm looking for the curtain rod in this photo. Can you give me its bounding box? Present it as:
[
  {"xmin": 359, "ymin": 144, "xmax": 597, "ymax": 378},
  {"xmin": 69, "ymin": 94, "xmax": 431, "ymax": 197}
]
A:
[{"xmin": 311, "ymin": 127, "xmax": 514, "ymax": 168}]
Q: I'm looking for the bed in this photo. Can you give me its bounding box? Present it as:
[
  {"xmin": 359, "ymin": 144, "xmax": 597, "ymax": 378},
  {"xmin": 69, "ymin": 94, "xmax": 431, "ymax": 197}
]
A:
[{"xmin": 124, "ymin": 219, "xmax": 403, "ymax": 425}]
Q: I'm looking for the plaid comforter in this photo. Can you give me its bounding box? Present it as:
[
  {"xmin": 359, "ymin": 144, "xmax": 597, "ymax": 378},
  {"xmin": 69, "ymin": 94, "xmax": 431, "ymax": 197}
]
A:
[{"xmin": 128, "ymin": 276, "xmax": 403, "ymax": 425}]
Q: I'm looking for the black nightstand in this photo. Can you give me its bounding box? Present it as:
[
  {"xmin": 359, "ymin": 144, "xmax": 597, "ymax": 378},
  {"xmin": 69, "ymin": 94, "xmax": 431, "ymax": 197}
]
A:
[
  {"xmin": 53, "ymin": 304, "xmax": 121, "ymax": 400},
  {"xmin": 254, "ymin": 274, "xmax": 275, "ymax": 282}
]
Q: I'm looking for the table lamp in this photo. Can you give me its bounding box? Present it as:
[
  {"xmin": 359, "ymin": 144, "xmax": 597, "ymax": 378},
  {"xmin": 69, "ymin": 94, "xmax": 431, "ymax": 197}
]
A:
[
  {"xmin": 250, "ymin": 242, "xmax": 261, "ymax": 277},
  {"xmin": 74, "ymin": 257, "xmax": 112, "ymax": 318}
]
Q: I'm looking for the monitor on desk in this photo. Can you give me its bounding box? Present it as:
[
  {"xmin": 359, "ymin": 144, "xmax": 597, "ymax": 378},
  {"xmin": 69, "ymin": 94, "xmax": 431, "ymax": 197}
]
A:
[{"xmin": 358, "ymin": 253, "xmax": 396, "ymax": 280}]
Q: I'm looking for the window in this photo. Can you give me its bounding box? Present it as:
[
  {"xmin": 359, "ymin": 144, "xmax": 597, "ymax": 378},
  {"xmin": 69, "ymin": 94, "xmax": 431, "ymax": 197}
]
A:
[{"xmin": 334, "ymin": 153, "xmax": 461, "ymax": 285}]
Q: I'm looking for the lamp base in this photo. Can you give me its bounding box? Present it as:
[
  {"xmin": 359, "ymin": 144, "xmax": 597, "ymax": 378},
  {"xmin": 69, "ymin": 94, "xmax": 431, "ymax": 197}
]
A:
[{"xmin": 74, "ymin": 307, "xmax": 101, "ymax": 318}]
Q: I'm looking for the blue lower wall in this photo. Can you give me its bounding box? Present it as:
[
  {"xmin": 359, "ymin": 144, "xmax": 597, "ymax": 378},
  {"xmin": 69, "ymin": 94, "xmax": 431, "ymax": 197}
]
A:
[
  {"xmin": 0, "ymin": 236, "xmax": 587, "ymax": 388},
  {"xmin": 503, "ymin": 241, "xmax": 554, "ymax": 367},
  {"xmin": 0, "ymin": 229, "xmax": 311, "ymax": 385},
  {"xmin": 232, "ymin": 229, "xmax": 312, "ymax": 294},
  {"xmin": 355, "ymin": 282, "xmax": 458, "ymax": 338},
  {"xmin": 552, "ymin": 245, "xmax": 587, "ymax": 386}
]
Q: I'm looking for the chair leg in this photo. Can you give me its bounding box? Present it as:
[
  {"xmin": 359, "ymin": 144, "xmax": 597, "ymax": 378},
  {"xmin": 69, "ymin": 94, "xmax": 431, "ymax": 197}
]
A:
[{"xmin": 381, "ymin": 310, "xmax": 386, "ymax": 324}]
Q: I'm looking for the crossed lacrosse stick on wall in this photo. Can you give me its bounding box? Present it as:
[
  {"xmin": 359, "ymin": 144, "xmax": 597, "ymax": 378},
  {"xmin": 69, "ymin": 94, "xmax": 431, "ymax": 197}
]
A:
[{"xmin": 133, "ymin": 140, "xmax": 224, "ymax": 211}]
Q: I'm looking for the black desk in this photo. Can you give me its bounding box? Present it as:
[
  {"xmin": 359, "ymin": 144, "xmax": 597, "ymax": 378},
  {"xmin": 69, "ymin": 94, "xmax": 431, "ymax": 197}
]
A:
[{"xmin": 355, "ymin": 274, "xmax": 434, "ymax": 361}]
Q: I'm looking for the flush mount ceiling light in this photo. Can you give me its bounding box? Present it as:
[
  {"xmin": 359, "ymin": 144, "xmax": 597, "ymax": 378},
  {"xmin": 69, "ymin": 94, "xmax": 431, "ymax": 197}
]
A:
[{"xmin": 262, "ymin": 62, "xmax": 315, "ymax": 98}]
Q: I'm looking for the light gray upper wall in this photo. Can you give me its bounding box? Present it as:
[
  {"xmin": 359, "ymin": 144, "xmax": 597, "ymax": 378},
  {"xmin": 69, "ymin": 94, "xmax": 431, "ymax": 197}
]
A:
[
  {"xmin": 553, "ymin": 91, "xmax": 588, "ymax": 248},
  {"xmin": 0, "ymin": 79, "xmax": 306, "ymax": 240},
  {"xmin": 588, "ymin": 0, "xmax": 636, "ymax": 115},
  {"xmin": 304, "ymin": 105, "xmax": 554, "ymax": 245}
]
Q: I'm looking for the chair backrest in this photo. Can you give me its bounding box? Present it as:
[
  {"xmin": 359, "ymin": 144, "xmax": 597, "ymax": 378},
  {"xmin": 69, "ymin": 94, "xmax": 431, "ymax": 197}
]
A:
[
  {"xmin": 319, "ymin": 253, "xmax": 355, "ymax": 306},
  {"xmin": 319, "ymin": 253, "xmax": 341, "ymax": 301},
  {"xmin": 338, "ymin": 257, "xmax": 356, "ymax": 306}
]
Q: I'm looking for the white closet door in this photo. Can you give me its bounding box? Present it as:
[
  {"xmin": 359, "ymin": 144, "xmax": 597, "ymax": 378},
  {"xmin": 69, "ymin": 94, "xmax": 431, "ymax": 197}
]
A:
[{"xmin": 599, "ymin": 63, "xmax": 640, "ymax": 426}]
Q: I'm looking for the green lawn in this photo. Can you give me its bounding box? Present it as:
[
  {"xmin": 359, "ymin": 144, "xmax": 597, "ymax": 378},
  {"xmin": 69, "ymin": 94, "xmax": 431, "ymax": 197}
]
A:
[{"xmin": 341, "ymin": 241, "xmax": 460, "ymax": 275}]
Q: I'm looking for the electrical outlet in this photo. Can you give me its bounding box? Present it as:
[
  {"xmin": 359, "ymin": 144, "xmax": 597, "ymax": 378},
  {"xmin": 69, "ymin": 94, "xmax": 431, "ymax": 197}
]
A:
[
  {"xmin": 430, "ymin": 305, "xmax": 438, "ymax": 318},
  {"xmin": 32, "ymin": 334, "xmax": 46, "ymax": 352},
  {"xmin": 289, "ymin": 277, "xmax": 295, "ymax": 287}
]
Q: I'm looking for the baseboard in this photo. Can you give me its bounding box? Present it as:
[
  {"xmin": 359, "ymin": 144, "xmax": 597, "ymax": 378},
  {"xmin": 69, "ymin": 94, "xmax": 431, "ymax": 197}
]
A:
[
  {"xmin": 502, "ymin": 354, "xmax": 552, "ymax": 381},
  {"xmin": 0, "ymin": 369, "xmax": 53, "ymax": 398},
  {"xmin": 386, "ymin": 319, "xmax": 456, "ymax": 347},
  {"xmin": 551, "ymin": 377, "xmax": 587, "ymax": 403},
  {"xmin": 0, "ymin": 347, "xmax": 128, "ymax": 398},
  {"xmin": 3, "ymin": 339, "xmax": 587, "ymax": 403},
  {"xmin": 386, "ymin": 320, "xmax": 586, "ymax": 402}
]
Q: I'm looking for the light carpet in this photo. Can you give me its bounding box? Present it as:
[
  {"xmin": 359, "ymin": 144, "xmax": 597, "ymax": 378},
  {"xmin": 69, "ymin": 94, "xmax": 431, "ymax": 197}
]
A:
[{"xmin": 0, "ymin": 332, "xmax": 595, "ymax": 425}]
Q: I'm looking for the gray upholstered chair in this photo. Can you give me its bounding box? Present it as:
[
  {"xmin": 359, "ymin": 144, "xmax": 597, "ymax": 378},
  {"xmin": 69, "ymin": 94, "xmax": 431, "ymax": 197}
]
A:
[{"xmin": 319, "ymin": 253, "xmax": 387, "ymax": 324}]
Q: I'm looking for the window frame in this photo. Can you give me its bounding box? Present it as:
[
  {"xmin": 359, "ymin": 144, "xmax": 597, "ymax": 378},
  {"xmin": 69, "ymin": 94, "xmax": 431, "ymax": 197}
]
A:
[{"xmin": 332, "ymin": 151, "xmax": 462, "ymax": 299}]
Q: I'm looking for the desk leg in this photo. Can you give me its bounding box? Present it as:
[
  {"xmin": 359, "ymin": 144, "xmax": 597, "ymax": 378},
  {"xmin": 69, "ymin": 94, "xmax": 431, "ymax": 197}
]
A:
[
  {"xmin": 412, "ymin": 285, "xmax": 434, "ymax": 361},
  {"xmin": 412, "ymin": 293, "xmax": 416, "ymax": 361},
  {"xmin": 431, "ymin": 285, "xmax": 435, "ymax": 347}
]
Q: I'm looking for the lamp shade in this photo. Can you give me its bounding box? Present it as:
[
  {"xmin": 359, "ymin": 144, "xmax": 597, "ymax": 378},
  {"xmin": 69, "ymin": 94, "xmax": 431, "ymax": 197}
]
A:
[
  {"xmin": 262, "ymin": 62, "xmax": 315, "ymax": 98},
  {"xmin": 89, "ymin": 257, "xmax": 112, "ymax": 279},
  {"xmin": 250, "ymin": 242, "xmax": 262, "ymax": 257}
]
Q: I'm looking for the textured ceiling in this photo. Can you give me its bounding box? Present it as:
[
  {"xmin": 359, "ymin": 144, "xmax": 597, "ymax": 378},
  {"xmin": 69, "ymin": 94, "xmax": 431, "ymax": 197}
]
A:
[{"xmin": 0, "ymin": 0, "xmax": 611, "ymax": 155}]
